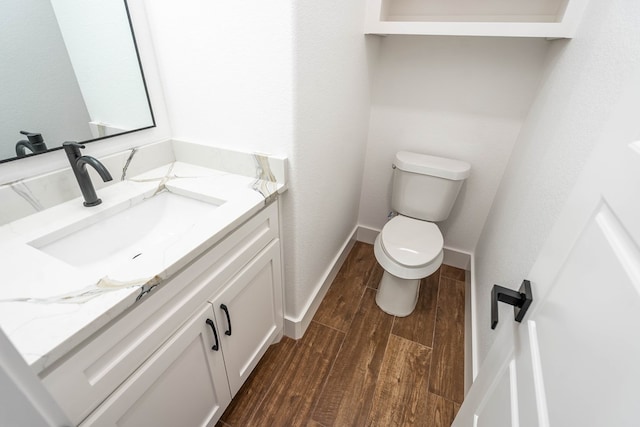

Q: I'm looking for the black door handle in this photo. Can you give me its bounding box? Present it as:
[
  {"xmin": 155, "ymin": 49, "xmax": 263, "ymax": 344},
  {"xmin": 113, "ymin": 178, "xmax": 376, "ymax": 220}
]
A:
[
  {"xmin": 491, "ymin": 280, "xmax": 533, "ymax": 329},
  {"xmin": 220, "ymin": 304, "xmax": 232, "ymax": 336},
  {"xmin": 205, "ymin": 319, "xmax": 220, "ymax": 351}
]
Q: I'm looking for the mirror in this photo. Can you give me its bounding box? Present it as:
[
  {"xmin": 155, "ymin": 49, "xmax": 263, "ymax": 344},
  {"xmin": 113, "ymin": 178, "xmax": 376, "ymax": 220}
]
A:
[{"xmin": 0, "ymin": 0, "xmax": 155, "ymax": 163}]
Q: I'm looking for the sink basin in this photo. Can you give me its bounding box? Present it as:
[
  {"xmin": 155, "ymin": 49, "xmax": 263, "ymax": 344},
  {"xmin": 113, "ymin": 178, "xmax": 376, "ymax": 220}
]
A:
[{"xmin": 29, "ymin": 191, "xmax": 224, "ymax": 270}]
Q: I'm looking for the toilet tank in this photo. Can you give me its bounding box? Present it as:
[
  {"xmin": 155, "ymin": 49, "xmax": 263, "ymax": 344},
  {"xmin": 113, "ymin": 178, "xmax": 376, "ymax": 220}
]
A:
[{"xmin": 391, "ymin": 151, "xmax": 471, "ymax": 222}]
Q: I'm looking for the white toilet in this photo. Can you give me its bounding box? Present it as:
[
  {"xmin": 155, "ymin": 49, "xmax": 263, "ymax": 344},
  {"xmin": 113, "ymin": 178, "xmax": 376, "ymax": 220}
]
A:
[{"xmin": 374, "ymin": 151, "xmax": 470, "ymax": 317}]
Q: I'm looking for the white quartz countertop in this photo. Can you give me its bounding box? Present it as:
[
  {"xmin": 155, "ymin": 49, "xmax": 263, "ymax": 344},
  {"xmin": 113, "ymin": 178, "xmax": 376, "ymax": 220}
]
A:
[{"xmin": 0, "ymin": 161, "xmax": 283, "ymax": 374}]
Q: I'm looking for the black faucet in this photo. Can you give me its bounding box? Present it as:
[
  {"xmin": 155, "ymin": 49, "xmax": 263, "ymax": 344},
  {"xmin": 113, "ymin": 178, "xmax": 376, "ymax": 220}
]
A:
[
  {"xmin": 63, "ymin": 142, "xmax": 113, "ymax": 207},
  {"xmin": 15, "ymin": 131, "xmax": 48, "ymax": 157}
]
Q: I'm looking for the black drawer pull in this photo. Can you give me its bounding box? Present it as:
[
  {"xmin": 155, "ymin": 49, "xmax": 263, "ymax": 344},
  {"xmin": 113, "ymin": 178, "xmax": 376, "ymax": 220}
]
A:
[
  {"xmin": 205, "ymin": 319, "xmax": 219, "ymax": 351},
  {"xmin": 220, "ymin": 304, "xmax": 232, "ymax": 336}
]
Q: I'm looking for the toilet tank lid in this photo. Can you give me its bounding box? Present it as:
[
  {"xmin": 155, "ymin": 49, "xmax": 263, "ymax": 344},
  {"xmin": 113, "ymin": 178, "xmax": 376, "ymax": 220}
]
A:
[{"xmin": 394, "ymin": 151, "xmax": 471, "ymax": 180}]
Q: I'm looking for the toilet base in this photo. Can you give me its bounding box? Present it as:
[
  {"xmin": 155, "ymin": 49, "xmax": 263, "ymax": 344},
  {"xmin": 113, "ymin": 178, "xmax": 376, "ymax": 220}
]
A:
[{"xmin": 375, "ymin": 271, "xmax": 420, "ymax": 317}]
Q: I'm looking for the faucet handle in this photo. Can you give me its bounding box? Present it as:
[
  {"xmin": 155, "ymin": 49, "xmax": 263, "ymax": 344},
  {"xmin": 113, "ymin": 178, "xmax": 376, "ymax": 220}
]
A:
[
  {"xmin": 20, "ymin": 130, "xmax": 40, "ymax": 138},
  {"xmin": 62, "ymin": 141, "xmax": 86, "ymax": 160}
]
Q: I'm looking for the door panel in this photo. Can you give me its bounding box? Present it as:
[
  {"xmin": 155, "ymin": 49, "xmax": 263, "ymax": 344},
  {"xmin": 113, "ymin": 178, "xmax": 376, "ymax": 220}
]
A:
[
  {"xmin": 532, "ymin": 203, "xmax": 640, "ymax": 426},
  {"xmin": 456, "ymin": 80, "xmax": 640, "ymax": 426},
  {"xmin": 474, "ymin": 358, "xmax": 516, "ymax": 427}
]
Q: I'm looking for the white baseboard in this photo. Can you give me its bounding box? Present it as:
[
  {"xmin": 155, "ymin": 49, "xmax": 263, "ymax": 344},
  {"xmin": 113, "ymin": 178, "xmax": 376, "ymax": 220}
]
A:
[
  {"xmin": 283, "ymin": 227, "xmax": 357, "ymax": 339},
  {"xmin": 443, "ymin": 248, "xmax": 472, "ymax": 271},
  {"xmin": 464, "ymin": 253, "xmax": 475, "ymax": 395},
  {"xmin": 469, "ymin": 252, "xmax": 479, "ymax": 382},
  {"xmin": 356, "ymin": 226, "xmax": 379, "ymax": 244}
]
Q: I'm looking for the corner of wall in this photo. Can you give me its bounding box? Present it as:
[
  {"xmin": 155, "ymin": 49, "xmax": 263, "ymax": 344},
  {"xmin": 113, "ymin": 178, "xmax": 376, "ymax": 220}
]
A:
[{"xmin": 283, "ymin": 226, "xmax": 358, "ymax": 339}]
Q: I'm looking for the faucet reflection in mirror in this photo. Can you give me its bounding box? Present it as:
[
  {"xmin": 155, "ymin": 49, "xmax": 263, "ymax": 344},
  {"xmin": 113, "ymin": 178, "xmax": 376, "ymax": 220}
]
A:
[
  {"xmin": 15, "ymin": 130, "xmax": 48, "ymax": 157},
  {"xmin": 0, "ymin": 0, "xmax": 155, "ymax": 163},
  {"xmin": 63, "ymin": 142, "xmax": 113, "ymax": 207}
]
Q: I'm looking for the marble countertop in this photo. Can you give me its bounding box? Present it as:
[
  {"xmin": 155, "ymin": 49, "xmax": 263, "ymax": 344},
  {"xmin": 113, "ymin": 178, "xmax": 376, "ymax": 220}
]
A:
[{"xmin": 0, "ymin": 161, "xmax": 283, "ymax": 374}]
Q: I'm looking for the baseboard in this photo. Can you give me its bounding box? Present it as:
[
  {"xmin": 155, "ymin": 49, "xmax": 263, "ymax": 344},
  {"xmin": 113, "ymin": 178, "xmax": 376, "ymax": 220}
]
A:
[
  {"xmin": 464, "ymin": 253, "xmax": 474, "ymax": 395},
  {"xmin": 469, "ymin": 253, "xmax": 479, "ymax": 383},
  {"xmin": 356, "ymin": 226, "xmax": 379, "ymax": 245},
  {"xmin": 443, "ymin": 248, "xmax": 471, "ymax": 271},
  {"xmin": 283, "ymin": 227, "xmax": 358, "ymax": 339}
]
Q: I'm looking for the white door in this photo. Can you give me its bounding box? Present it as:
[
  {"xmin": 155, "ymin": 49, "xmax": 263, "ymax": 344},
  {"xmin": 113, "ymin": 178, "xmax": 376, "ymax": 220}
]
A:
[{"xmin": 454, "ymin": 84, "xmax": 640, "ymax": 426}]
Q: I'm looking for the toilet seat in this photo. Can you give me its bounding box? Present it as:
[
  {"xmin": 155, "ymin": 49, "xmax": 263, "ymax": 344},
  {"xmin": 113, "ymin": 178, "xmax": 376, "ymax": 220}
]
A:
[
  {"xmin": 380, "ymin": 216, "xmax": 443, "ymax": 267},
  {"xmin": 374, "ymin": 216, "xmax": 444, "ymax": 280}
]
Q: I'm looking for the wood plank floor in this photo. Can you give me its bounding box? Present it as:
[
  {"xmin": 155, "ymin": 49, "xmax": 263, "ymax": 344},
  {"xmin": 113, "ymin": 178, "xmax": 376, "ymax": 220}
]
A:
[{"xmin": 218, "ymin": 242, "xmax": 465, "ymax": 427}]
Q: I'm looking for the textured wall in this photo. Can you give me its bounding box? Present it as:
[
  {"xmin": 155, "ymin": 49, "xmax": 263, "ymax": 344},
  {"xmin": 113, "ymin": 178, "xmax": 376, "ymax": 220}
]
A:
[
  {"xmin": 473, "ymin": 0, "xmax": 640, "ymax": 365},
  {"xmin": 142, "ymin": 0, "xmax": 294, "ymax": 155},
  {"xmin": 144, "ymin": 0, "xmax": 375, "ymax": 325},
  {"xmin": 358, "ymin": 36, "xmax": 548, "ymax": 254},
  {"xmin": 285, "ymin": 0, "xmax": 377, "ymax": 322}
]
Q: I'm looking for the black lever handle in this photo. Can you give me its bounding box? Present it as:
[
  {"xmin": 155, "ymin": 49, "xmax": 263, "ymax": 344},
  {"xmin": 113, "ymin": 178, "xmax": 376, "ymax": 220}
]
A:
[
  {"xmin": 205, "ymin": 319, "xmax": 219, "ymax": 351},
  {"xmin": 491, "ymin": 280, "xmax": 533, "ymax": 329},
  {"xmin": 220, "ymin": 304, "xmax": 232, "ymax": 336}
]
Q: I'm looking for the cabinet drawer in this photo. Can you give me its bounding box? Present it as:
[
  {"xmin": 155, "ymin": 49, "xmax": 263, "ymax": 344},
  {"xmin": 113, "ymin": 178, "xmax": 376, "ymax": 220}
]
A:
[{"xmin": 42, "ymin": 203, "xmax": 278, "ymax": 425}]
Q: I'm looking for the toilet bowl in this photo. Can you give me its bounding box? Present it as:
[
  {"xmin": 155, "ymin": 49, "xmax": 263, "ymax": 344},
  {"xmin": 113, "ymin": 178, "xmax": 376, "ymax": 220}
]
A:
[
  {"xmin": 374, "ymin": 151, "xmax": 470, "ymax": 316},
  {"xmin": 373, "ymin": 215, "xmax": 443, "ymax": 316}
]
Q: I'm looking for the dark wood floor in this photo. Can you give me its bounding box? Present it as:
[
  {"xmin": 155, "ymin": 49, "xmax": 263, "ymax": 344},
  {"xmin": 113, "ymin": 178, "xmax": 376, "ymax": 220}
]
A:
[{"xmin": 218, "ymin": 242, "xmax": 466, "ymax": 427}]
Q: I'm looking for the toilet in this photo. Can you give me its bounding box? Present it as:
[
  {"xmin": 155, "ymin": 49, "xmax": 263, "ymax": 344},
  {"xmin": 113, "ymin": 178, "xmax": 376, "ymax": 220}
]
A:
[{"xmin": 374, "ymin": 151, "xmax": 471, "ymax": 316}]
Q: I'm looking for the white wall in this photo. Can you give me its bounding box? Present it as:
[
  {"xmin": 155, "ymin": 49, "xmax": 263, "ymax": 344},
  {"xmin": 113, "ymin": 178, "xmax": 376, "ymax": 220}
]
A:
[
  {"xmin": 359, "ymin": 36, "xmax": 548, "ymax": 254},
  {"xmin": 286, "ymin": 0, "xmax": 377, "ymax": 324},
  {"xmin": 142, "ymin": 0, "xmax": 294, "ymax": 155},
  {"xmin": 143, "ymin": 0, "xmax": 375, "ymax": 329},
  {"xmin": 473, "ymin": 0, "xmax": 640, "ymax": 365},
  {"xmin": 0, "ymin": 0, "xmax": 91, "ymax": 160}
]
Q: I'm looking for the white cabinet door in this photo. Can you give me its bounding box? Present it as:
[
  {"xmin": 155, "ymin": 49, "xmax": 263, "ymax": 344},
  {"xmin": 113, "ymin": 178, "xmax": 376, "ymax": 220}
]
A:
[
  {"xmin": 454, "ymin": 79, "xmax": 640, "ymax": 426},
  {"xmin": 81, "ymin": 304, "xmax": 231, "ymax": 427},
  {"xmin": 211, "ymin": 240, "xmax": 283, "ymax": 395}
]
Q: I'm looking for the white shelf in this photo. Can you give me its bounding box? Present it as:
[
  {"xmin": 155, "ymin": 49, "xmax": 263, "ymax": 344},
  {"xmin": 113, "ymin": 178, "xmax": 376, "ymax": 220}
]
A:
[{"xmin": 365, "ymin": 0, "xmax": 589, "ymax": 38}]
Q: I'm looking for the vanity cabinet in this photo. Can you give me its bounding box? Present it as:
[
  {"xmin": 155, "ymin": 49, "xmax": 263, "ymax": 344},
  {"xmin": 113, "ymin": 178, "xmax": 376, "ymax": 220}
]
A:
[
  {"xmin": 81, "ymin": 240, "xmax": 283, "ymax": 427},
  {"xmin": 40, "ymin": 202, "xmax": 283, "ymax": 426},
  {"xmin": 364, "ymin": 0, "xmax": 589, "ymax": 38}
]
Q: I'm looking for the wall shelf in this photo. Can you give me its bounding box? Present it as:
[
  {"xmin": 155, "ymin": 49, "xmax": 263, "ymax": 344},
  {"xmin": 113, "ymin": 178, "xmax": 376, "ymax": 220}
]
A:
[{"xmin": 365, "ymin": 0, "xmax": 589, "ymax": 38}]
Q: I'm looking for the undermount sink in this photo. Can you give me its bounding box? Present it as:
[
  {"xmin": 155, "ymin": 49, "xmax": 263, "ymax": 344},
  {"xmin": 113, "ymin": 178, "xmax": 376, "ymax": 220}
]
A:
[{"xmin": 29, "ymin": 191, "xmax": 225, "ymax": 271}]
